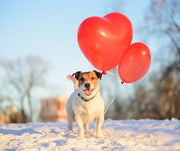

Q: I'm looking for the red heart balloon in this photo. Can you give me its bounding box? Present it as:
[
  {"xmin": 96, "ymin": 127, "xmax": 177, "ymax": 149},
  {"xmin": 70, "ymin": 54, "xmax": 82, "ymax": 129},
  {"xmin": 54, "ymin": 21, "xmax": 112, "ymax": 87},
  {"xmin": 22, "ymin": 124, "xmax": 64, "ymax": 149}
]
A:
[
  {"xmin": 118, "ymin": 42, "xmax": 151, "ymax": 83},
  {"xmin": 78, "ymin": 12, "xmax": 133, "ymax": 71}
]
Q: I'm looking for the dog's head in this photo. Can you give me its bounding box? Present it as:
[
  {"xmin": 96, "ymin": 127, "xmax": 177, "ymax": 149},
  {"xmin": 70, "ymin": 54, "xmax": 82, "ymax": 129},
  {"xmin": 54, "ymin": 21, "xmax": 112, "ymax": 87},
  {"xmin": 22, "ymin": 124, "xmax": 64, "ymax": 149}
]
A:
[{"xmin": 72, "ymin": 70, "xmax": 102, "ymax": 99}]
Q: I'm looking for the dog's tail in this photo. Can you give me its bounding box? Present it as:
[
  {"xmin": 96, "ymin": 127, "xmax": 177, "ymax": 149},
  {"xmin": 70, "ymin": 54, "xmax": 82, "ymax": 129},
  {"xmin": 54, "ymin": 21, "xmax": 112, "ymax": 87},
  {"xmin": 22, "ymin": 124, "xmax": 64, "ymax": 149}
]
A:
[{"xmin": 67, "ymin": 75, "xmax": 78, "ymax": 90}]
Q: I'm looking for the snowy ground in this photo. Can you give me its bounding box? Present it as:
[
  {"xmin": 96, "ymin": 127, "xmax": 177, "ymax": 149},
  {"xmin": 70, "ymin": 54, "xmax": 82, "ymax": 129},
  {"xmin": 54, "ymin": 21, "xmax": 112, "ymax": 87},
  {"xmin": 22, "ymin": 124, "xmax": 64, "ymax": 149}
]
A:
[{"xmin": 0, "ymin": 119, "xmax": 180, "ymax": 151}]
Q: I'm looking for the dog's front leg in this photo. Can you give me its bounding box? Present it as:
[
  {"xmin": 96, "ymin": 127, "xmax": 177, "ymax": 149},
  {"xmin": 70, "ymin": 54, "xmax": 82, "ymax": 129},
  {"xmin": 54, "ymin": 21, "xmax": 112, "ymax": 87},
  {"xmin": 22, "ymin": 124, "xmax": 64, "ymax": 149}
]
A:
[
  {"xmin": 75, "ymin": 116, "xmax": 84, "ymax": 140},
  {"xmin": 85, "ymin": 123, "xmax": 91, "ymax": 136},
  {"xmin": 67, "ymin": 114, "xmax": 74, "ymax": 134},
  {"xmin": 96, "ymin": 114, "xmax": 104, "ymax": 138}
]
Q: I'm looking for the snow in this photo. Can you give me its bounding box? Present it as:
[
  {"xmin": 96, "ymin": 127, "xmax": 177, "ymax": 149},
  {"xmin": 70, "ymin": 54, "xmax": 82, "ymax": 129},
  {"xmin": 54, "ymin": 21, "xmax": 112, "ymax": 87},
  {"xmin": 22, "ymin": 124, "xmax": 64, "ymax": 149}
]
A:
[{"xmin": 0, "ymin": 119, "xmax": 180, "ymax": 151}]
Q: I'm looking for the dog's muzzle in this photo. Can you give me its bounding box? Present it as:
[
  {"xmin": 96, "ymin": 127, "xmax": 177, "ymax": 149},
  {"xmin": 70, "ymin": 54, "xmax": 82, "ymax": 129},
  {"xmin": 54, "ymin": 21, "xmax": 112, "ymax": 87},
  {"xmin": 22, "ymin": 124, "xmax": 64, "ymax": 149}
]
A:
[
  {"xmin": 85, "ymin": 83, "xmax": 90, "ymax": 89},
  {"xmin": 83, "ymin": 83, "xmax": 94, "ymax": 96}
]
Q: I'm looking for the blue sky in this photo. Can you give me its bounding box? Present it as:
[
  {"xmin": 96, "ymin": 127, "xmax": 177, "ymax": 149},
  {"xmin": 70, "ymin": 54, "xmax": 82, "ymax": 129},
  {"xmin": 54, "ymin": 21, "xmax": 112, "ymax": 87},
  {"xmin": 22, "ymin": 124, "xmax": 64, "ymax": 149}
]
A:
[{"xmin": 0, "ymin": 0, "xmax": 151, "ymax": 97}]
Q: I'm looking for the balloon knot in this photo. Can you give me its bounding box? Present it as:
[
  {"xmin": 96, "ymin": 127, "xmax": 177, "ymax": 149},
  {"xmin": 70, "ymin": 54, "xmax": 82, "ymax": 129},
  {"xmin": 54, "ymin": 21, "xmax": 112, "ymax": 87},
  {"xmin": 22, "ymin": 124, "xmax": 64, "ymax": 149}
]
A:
[
  {"xmin": 121, "ymin": 81, "xmax": 124, "ymax": 85},
  {"xmin": 102, "ymin": 71, "xmax": 107, "ymax": 75}
]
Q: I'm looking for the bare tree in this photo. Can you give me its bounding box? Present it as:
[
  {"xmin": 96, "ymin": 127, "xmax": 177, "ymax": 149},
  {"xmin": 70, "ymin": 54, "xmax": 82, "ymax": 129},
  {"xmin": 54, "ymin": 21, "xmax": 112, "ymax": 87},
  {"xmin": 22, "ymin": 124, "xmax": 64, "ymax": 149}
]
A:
[
  {"xmin": 143, "ymin": 0, "xmax": 180, "ymax": 71},
  {"xmin": 139, "ymin": 0, "xmax": 180, "ymax": 119},
  {"xmin": 0, "ymin": 56, "xmax": 47, "ymax": 122}
]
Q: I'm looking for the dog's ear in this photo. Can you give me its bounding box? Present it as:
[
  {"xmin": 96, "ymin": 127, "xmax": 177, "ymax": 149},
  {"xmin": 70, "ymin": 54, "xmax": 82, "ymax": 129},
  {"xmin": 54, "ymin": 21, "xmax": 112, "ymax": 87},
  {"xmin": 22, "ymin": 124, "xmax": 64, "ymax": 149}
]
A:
[
  {"xmin": 72, "ymin": 71, "xmax": 82, "ymax": 80},
  {"xmin": 93, "ymin": 70, "xmax": 102, "ymax": 80}
]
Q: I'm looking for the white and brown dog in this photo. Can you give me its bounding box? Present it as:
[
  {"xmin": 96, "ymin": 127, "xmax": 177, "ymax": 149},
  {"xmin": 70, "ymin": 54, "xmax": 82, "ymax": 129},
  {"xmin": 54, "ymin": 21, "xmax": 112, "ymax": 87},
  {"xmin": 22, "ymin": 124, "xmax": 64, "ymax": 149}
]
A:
[{"xmin": 66, "ymin": 70, "xmax": 105, "ymax": 140}]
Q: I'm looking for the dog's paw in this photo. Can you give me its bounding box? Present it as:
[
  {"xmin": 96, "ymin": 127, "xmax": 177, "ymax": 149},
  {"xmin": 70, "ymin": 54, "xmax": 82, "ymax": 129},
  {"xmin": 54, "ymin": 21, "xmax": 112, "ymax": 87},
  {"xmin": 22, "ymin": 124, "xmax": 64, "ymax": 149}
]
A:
[
  {"xmin": 96, "ymin": 132, "xmax": 104, "ymax": 139},
  {"xmin": 85, "ymin": 130, "xmax": 92, "ymax": 136},
  {"xmin": 68, "ymin": 130, "xmax": 74, "ymax": 135},
  {"xmin": 76, "ymin": 134, "xmax": 85, "ymax": 140},
  {"xmin": 96, "ymin": 135, "xmax": 104, "ymax": 140}
]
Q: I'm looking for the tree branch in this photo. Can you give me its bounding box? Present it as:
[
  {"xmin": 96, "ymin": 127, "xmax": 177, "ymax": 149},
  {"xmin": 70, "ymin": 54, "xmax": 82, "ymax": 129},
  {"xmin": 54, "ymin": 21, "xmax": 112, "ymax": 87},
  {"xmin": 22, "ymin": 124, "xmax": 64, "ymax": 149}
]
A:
[{"xmin": 165, "ymin": 31, "xmax": 180, "ymax": 55}]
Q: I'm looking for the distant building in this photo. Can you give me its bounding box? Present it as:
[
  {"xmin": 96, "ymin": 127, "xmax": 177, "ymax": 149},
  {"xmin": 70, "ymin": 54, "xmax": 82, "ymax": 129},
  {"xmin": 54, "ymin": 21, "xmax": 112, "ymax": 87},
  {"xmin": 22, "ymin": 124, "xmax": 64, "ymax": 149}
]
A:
[{"xmin": 41, "ymin": 96, "xmax": 68, "ymax": 122}]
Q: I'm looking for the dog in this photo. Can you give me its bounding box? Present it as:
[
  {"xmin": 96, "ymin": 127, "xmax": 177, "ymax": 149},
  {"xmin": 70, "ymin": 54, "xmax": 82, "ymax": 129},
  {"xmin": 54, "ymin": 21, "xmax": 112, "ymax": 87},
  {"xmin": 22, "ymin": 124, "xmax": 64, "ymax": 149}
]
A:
[{"xmin": 66, "ymin": 70, "xmax": 105, "ymax": 140}]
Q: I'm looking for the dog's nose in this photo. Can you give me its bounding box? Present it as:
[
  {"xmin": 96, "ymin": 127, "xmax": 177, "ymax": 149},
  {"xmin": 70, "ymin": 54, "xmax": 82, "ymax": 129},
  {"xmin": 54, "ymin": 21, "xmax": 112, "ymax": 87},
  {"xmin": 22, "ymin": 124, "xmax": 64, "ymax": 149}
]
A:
[{"xmin": 85, "ymin": 83, "xmax": 90, "ymax": 89}]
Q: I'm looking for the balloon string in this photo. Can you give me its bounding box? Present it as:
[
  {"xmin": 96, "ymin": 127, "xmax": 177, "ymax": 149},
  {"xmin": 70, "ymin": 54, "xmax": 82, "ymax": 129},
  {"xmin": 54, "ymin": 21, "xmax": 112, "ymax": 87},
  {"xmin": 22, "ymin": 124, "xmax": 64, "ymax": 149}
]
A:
[
  {"xmin": 102, "ymin": 70, "xmax": 125, "ymax": 113},
  {"xmin": 102, "ymin": 71, "xmax": 115, "ymax": 75},
  {"xmin": 106, "ymin": 71, "xmax": 114, "ymax": 75},
  {"xmin": 104, "ymin": 71, "xmax": 122, "ymax": 114},
  {"xmin": 104, "ymin": 96, "xmax": 116, "ymax": 114}
]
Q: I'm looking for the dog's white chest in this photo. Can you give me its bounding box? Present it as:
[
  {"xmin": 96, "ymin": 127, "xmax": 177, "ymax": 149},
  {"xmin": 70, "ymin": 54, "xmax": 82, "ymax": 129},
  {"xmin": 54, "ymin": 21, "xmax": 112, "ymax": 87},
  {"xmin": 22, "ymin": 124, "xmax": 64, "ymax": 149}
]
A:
[
  {"xmin": 78, "ymin": 105, "xmax": 97, "ymax": 122},
  {"xmin": 72, "ymin": 92, "xmax": 104, "ymax": 123}
]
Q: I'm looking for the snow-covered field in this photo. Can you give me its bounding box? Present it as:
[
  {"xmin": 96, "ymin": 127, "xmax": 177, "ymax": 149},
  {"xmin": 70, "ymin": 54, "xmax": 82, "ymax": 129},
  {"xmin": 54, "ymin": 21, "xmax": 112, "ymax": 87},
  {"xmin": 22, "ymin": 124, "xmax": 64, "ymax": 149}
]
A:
[{"xmin": 0, "ymin": 119, "xmax": 180, "ymax": 151}]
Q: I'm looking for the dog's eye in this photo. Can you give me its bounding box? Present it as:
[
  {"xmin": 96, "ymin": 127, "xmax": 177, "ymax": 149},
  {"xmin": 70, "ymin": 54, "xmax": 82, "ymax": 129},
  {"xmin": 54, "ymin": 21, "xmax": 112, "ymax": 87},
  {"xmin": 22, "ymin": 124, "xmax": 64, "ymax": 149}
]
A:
[
  {"xmin": 80, "ymin": 77, "xmax": 84, "ymax": 81},
  {"xmin": 91, "ymin": 77, "xmax": 95, "ymax": 80}
]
